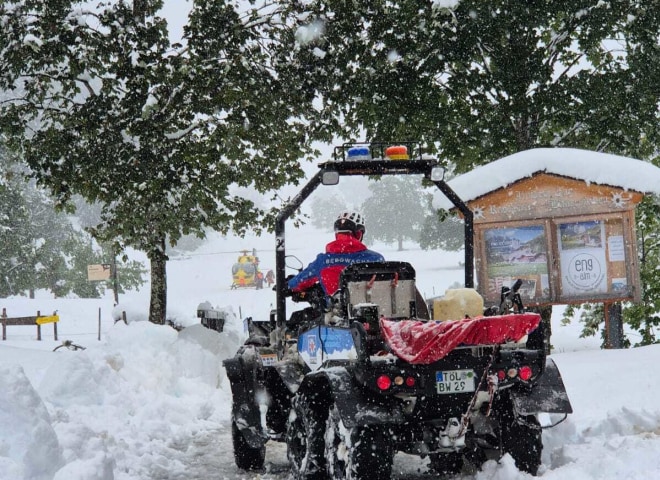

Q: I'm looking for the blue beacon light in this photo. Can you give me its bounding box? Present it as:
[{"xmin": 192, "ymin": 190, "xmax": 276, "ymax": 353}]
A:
[{"xmin": 347, "ymin": 146, "xmax": 371, "ymax": 161}]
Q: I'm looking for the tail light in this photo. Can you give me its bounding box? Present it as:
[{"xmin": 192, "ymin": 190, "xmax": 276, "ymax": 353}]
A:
[
  {"xmin": 376, "ymin": 375, "xmax": 391, "ymax": 390},
  {"xmin": 377, "ymin": 374, "xmax": 416, "ymax": 390},
  {"xmin": 496, "ymin": 366, "xmax": 533, "ymax": 382},
  {"xmin": 519, "ymin": 365, "xmax": 533, "ymax": 381}
]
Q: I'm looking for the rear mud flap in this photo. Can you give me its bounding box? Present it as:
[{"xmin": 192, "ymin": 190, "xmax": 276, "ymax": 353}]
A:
[
  {"xmin": 511, "ymin": 357, "xmax": 573, "ymax": 416},
  {"xmin": 223, "ymin": 354, "xmax": 268, "ymax": 448}
]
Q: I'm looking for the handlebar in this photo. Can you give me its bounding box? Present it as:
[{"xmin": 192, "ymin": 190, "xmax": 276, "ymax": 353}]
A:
[
  {"xmin": 484, "ymin": 279, "xmax": 526, "ymax": 316},
  {"xmin": 500, "ymin": 279, "xmax": 524, "ymax": 314},
  {"xmin": 290, "ymin": 283, "xmax": 325, "ymax": 304}
]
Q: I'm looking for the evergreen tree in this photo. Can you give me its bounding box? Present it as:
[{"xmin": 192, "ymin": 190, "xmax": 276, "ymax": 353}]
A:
[
  {"xmin": 361, "ymin": 177, "xmax": 429, "ymax": 250},
  {"xmin": 309, "ymin": 194, "xmax": 347, "ymax": 231},
  {"xmin": 625, "ymin": 195, "xmax": 660, "ymax": 345},
  {"xmin": 0, "ymin": 147, "xmax": 145, "ymax": 298},
  {"xmin": 0, "ymin": 1, "xmax": 315, "ymax": 322},
  {"xmin": 0, "ymin": 162, "xmax": 32, "ymax": 296},
  {"xmin": 419, "ymin": 209, "xmax": 465, "ymax": 252}
]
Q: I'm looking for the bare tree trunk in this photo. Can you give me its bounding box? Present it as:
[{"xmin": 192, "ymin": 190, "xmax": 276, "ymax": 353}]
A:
[{"xmin": 148, "ymin": 236, "xmax": 167, "ymax": 325}]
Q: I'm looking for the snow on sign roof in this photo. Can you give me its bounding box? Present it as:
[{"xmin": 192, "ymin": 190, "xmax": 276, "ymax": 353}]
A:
[{"xmin": 434, "ymin": 148, "xmax": 660, "ymax": 210}]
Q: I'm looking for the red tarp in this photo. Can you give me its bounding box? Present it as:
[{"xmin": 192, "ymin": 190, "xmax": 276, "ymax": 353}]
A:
[{"xmin": 380, "ymin": 313, "xmax": 541, "ymax": 365}]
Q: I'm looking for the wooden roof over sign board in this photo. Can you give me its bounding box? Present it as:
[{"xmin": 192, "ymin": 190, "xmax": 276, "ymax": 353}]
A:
[
  {"xmin": 467, "ymin": 172, "xmax": 644, "ymax": 223},
  {"xmin": 434, "ymin": 148, "xmax": 660, "ymax": 214}
]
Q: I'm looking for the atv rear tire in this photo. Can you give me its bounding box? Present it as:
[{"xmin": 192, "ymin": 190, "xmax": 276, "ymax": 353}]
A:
[
  {"xmin": 286, "ymin": 393, "xmax": 329, "ymax": 480},
  {"xmin": 500, "ymin": 409, "xmax": 542, "ymax": 475},
  {"xmin": 231, "ymin": 420, "xmax": 265, "ymax": 471},
  {"xmin": 429, "ymin": 451, "xmax": 463, "ymax": 475},
  {"xmin": 325, "ymin": 404, "xmax": 394, "ymax": 480}
]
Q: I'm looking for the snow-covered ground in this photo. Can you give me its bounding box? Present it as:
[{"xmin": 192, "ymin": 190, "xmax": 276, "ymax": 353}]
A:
[{"xmin": 2, "ymin": 223, "xmax": 660, "ymax": 480}]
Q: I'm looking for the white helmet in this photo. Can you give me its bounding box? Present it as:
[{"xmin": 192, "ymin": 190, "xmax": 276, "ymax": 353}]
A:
[{"xmin": 334, "ymin": 211, "xmax": 366, "ymax": 237}]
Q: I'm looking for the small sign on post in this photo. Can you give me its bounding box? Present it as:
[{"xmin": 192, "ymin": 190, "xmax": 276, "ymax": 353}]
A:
[
  {"xmin": 35, "ymin": 314, "xmax": 59, "ymax": 325},
  {"xmin": 87, "ymin": 264, "xmax": 112, "ymax": 281}
]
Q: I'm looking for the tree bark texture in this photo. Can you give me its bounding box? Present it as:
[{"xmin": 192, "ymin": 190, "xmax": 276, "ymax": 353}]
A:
[{"xmin": 148, "ymin": 237, "xmax": 167, "ymax": 325}]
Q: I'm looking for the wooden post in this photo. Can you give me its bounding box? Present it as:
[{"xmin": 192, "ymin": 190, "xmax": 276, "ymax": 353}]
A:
[
  {"xmin": 36, "ymin": 310, "xmax": 41, "ymax": 341},
  {"xmin": 1, "ymin": 308, "xmax": 6, "ymax": 341},
  {"xmin": 112, "ymin": 254, "xmax": 119, "ymax": 305},
  {"xmin": 53, "ymin": 320, "xmax": 58, "ymax": 341},
  {"xmin": 605, "ymin": 302, "xmax": 624, "ymax": 349},
  {"xmin": 604, "ymin": 302, "xmax": 611, "ymax": 348}
]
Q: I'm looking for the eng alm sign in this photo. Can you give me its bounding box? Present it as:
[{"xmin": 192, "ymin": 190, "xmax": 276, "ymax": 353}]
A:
[{"xmin": 470, "ymin": 173, "xmax": 642, "ymax": 307}]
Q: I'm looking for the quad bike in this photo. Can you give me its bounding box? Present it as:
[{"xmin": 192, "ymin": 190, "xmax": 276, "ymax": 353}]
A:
[{"xmin": 223, "ymin": 142, "xmax": 572, "ymax": 478}]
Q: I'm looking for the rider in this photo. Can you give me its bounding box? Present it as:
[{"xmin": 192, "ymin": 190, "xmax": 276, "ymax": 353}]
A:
[{"xmin": 288, "ymin": 211, "xmax": 384, "ymax": 297}]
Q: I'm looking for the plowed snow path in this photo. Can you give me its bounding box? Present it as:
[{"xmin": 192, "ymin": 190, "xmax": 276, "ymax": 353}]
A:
[{"xmin": 167, "ymin": 414, "xmax": 660, "ymax": 480}]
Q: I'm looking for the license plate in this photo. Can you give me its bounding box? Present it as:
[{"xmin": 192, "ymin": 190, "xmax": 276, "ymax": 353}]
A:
[
  {"xmin": 435, "ymin": 369, "xmax": 476, "ymax": 394},
  {"xmin": 260, "ymin": 354, "xmax": 277, "ymax": 366}
]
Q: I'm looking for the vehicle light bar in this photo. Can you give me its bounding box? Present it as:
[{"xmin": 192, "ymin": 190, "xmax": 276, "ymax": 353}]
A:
[
  {"xmin": 385, "ymin": 145, "xmax": 409, "ymax": 160},
  {"xmin": 347, "ymin": 146, "xmax": 371, "ymax": 160}
]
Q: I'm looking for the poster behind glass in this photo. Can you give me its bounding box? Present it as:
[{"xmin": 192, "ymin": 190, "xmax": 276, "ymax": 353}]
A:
[
  {"xmin": 557, "ymin": 220, "xmax": 606, "ymax": 296},
  {"xmin": 483, "ymin": 225, "xmax": 550, "ymax": 305},
  {"xmin": 558, "ymin": 219, "xmax": 628, "ymax": 298}
]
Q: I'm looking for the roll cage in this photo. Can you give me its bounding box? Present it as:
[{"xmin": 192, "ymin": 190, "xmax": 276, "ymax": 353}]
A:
[{"xmin": 273, "ymin": 142, "xmax": 473, "ymax": 358}]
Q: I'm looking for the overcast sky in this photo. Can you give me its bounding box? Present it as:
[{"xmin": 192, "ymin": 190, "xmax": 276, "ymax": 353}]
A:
[{"xmin": 160, "ymin": 0, "xmax": 191, "ymax": 43}]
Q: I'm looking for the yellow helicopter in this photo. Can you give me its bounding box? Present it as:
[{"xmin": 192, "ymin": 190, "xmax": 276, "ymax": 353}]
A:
[{"xmin": 231, "ymin": 250, "xmax": 263, "ymax": 289}]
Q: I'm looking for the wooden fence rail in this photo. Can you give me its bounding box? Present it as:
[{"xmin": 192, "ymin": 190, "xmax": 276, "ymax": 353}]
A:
[{"xmin": 1, "ymin": 308, "xmax": 59, "ymax": 341}]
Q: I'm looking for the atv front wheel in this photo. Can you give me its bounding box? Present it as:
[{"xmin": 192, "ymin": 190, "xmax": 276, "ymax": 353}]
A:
[
  {"xmin": 231, "ymin": 420, "xmax": 265, "ymax": 470},
  {"xmin": 286, "ymin": 392, "xmax": 329, "ymax": 480},
  {"xmin": 325, "ymin": 404, "xmax": 394, "ymax": 480}
]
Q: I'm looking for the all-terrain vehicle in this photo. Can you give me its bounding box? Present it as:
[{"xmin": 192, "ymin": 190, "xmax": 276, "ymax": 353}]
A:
[{"xmin": 223, "ymin": 142, "xmax": 572, "ymax": 478}]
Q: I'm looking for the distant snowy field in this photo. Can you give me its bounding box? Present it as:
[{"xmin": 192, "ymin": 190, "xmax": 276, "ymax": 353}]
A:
[{"xmin": 2, "ymin": 223, "xmax": 660, "ymax": 480}]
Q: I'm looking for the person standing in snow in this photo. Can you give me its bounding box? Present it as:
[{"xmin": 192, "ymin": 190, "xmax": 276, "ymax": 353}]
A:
[
  {"xmin": 265, "ymin": 269, "xmax": 275, "ymax": 287},
  {"xmin": 255, "ymin": 270, "xmax": 264, "ymax": 289},
  {"xmin": 287, "ymin": 211, "xmax": 384, "ymax": 297}
]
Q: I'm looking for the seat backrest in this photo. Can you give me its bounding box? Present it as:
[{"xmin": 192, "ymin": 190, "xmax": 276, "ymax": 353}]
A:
[{"xmin": 339, "ymin": 261, "xmax": 417, "ymax": 319}]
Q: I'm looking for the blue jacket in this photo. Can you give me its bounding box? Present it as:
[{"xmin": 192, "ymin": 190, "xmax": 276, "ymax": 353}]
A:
[{"xmin": 288, "ymin": 233, "xmax": 384, "ymax": 295}]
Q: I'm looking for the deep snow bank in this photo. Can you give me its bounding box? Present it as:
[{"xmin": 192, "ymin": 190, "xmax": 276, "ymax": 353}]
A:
[{"xmin": 0, "ymin": 307, "xmax": 245, "ymax": 480}]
